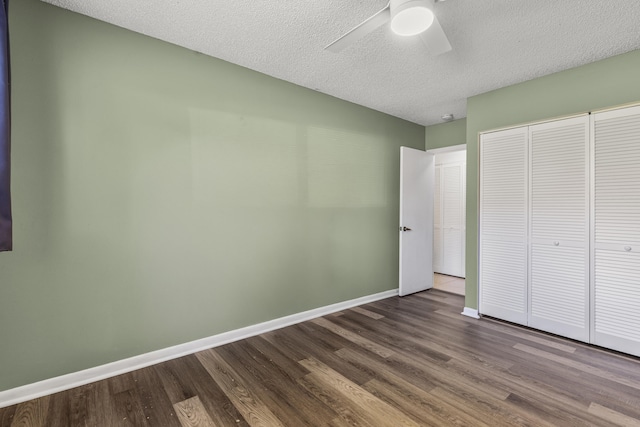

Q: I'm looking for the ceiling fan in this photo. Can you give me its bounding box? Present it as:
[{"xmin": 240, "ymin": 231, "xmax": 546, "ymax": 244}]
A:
[{"xmin": 325, "ymin": 0, "xmax": 451, "ymax": 56}]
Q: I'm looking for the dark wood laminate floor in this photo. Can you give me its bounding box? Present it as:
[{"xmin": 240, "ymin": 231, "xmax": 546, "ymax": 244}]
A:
[{"xmin": 3, "ymin": 290, "xmax": 640, "ymax": 426}]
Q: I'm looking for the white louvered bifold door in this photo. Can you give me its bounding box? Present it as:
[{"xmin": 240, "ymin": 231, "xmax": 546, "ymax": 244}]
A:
[
  {"xmin": 480, "ymin": 127, "xmax": 528, "ymax": 325},
  {"xmin": 528, "ymin": 116, "xmax": 590, "ymax": 342},
  {"xmin": 433, "ymin": 165, "xmax": 443, "ymax": 272},
  {"xmin": 591, "ymin": 105, "xmax": 640, "ymax": 357}
]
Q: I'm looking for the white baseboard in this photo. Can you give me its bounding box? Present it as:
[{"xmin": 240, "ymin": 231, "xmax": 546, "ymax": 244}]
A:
[
  {"xmin": 461, "ymin": 307, "xmax": 480, "ymax": 319},
  {"xmin": 0, "ymin": 289, "xmax": 398, "ymax": 409}
]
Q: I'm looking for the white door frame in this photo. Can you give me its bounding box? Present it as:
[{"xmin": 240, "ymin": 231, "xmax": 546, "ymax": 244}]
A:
[{"xmin": 427, "ymin": 144, "xmax": 467, "ymax": 155}]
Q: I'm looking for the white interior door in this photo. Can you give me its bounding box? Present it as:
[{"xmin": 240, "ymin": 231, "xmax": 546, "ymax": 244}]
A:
[{"xmin": 399, "ymin": 147, "xmax": 434, "ymax": 296}]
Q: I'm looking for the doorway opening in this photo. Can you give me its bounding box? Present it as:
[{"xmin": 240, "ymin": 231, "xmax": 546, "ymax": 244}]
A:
[{"xmin": 428, "ymin": 145, "xmax": 466, "ymax": 296}]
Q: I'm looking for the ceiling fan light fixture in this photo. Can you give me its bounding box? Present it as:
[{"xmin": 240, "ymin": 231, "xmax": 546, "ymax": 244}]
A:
[{"xmin": 390, "ymin": 0, "xmax": 435, "ymax": 37}]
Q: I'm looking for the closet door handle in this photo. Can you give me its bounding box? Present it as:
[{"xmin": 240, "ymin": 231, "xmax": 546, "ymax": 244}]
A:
[
  {"xmin": 554, "ymin": 241, "xmax": 560, "ymax": 246},
  {"xmin": 625, "ymin": 246, "xmax": 632, "ymax": 252}
]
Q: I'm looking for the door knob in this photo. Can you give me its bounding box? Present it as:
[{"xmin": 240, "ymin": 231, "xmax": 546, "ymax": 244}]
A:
[{"xmin": 400, "ymin": 226, "xmax": 412, "ymax": 232}]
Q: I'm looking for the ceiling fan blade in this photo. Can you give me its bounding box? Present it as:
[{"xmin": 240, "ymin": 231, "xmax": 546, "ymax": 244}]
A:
[
  {"xmin": 325, "ymin": 5, "xmax": 391, "ymax": 53},
  {"xmin": 419, "ymin": 15, "xmax": 452, "ymax": 56}
]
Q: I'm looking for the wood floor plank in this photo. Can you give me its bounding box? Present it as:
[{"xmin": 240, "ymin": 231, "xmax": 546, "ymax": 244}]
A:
[
  {"xmin": 588, "ymin": 402, "xmax": 640, "ymax": 427},
  {"xmin": 386, "ymin": 348, "xmax": 515, "ymax": 406},
  {"xmin": 263, "ymin": 324, "xmax": 374, "ymax": 386},
  {"xmin": 67, "ymin": 384, "xmax": 91, "ymax": 427},
  {"xmin": 131, "ymin": 366, "xmax": 181, "ymax": 426},
  {"xmin": 514, "ymin": 343, "xmax": 640, "ymax": 391},
  {"xmin": 10, "ymin": 396, "xmax": 50, "ymax": 427},
  {"xmin": 196, "ymin": 349, "xmax": 285, "ymax": 427},
  {"xmin": 348, "ymin": 310, "xmax": 514, "ymax": 371},
  {"xmin": 570, "ymin": 344, "xmax": 640, "ymax": 380},
  {"xmin": 433, "ymin": 307, "xmax": 481, "ymax": 323},
  {"xmin": 111, "ymin": 389, "xmax": 150, "ymax": 426},
  {"xmin": 299, "ymin": 357, "xmax": 421, "ymax": 427},
  {"xmin": 448, "ymin": 359, "xmax": 616, "ymax": 427},
  {"xmin": 0, "ymin": 403, "xmax": 16, "ymax": 427},
  {"xmin": 499, "ymin": 392, "xmax": 574, "ymax": 427},
  {"xmin": 154, "ymin": 355, "xmax": 249, "ymax": 426},
  {"xmin": 309, "ymin": 317, "xmax": 395, "ymax": 358},
  {"xmin": 373, "ymin": 296, "xmax": 453, "ymax": 322},
  {"xmin": 362, "ymin": 378, "xmax": 477, "ymax": 427},
  {"xmin": 469, "ymin": 316, "xmax": 577, "ymax": 353},
  {"xmin": 326, "ymin": 416, "xmax": 358, "ymax": 427},
  {"xmin": 108, "ymin": 372, "xmax": 137, "ymax": 395},
  {"xmin": 336, "ymin": 347, "xmax": 472, "ymax": 427},
  {"xmin": 153, "ymin": 358, "xmax": 196, "ymax": 404},
  {"xmin": 216, "ymin": 341, "xmax": 338, "ymax": 426},
  {"xmin": 43, "ymin": 391, "xmax": 70, "ymax": 427},
  {"xmin": 371, "ymin": 301, "xmax": 476, "ymax": 338},
  {"xmin": 71, "ymin": 380, "xmax": 117, "ymax": 427},
  {"xmin": 173, "ymin": 396, "xmax": 217, "ymax": 427},
  {"xmin": 328, "ymin": 312, "xmax": 453, "ymax": 365},
  {"xmin": 414, "ymin": 292, "xmax": 462, "ymax": 307},
  {"xmin": 261, "ymin": 328, "xmax": 312, "ymax": 362},
  {"xmin": 296, "ymin": 321, "xmax": 353, "ymax": 353},
  {"xmin": 506, "ymin": 357, "xmax": 640, "ymax": 414},
  {"xmin": 244, "ymin": 335, "xmax": 309, "ymax": 379},
  {"xmin": 296, "ymin": 375, "xmax": 375, "ymax": 427},
  {"xmin": 349, "ymin": 306, "xmax": 384, "ymax": 320},
  {"xmin": 334, "ymin": 346, "xmax": 439, "ymax": 395},
  {"xmin": 414, "ymin": 290, "xmax": 449, "ymax": 301},
  {"xmin": 430, "ymin": 386, "xmax": 543, "ymax": 427}
]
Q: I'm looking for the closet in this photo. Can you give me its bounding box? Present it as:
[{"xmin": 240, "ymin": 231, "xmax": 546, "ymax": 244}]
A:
[{"xmin": 479, "ymin": 104, "xmax": 640, "ymax": 357}]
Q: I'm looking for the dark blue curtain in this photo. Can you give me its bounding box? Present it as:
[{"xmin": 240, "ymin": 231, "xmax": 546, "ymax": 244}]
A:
[{"xmin": 0, "ymin": 0, "xmax": 10, "ymax": 252}]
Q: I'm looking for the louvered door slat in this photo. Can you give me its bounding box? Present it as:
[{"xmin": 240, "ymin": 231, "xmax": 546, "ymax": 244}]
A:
[
  {"xmin": 592, "ymin": 105, "xmax": 640, "ymax": 356},
  {"xmin": 528, "ymin": 116, "xmax": 590, "ymax": 342},
  {"xmin": 480, "ymin": 127, "xmax": 528, "ymax": 325}
]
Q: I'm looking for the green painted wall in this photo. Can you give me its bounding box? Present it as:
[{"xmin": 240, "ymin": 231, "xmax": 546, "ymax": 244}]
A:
[
  {"xmin": 424, "ymin": 118, "xmax": 466, "ymax": 150},
  {"xmin": 464, "ymin": 49, "xmax": 640, "ymax": 309},
  {"xmin": 0, "ymin": 0, "xmax": 424, "ymax": 391}
]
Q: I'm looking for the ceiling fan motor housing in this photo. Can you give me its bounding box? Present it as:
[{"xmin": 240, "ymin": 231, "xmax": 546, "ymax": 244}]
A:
[{"xmin": 390, "ymin": 0, "xmax": 436, "ymax": 36}]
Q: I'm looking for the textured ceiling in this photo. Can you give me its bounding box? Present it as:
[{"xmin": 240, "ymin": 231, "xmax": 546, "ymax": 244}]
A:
[{"xmin": 39, "ymin": 0, "xmax": 640, "ymax": 126}]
